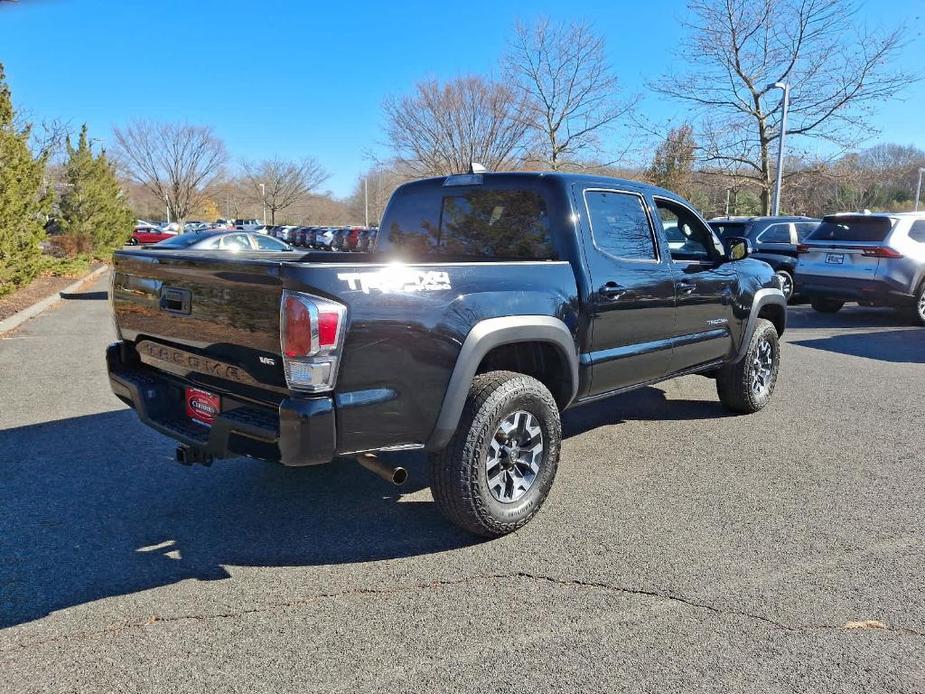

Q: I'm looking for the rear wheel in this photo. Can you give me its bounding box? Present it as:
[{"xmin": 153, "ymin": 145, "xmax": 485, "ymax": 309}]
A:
[
  {"xmin": 429, "ymin": 371, "xmax": 561, "ymax": 537},
  {"xmin": 775, "ymin": 270, "xmax": 794, "ymax": 302},
  {"xmin": 716, "ymin": 319, "xmax": 780, "ymax": 414},
  {"xmin": 811, "ymin": 298, "xmax": 844, "ymax": 314}
]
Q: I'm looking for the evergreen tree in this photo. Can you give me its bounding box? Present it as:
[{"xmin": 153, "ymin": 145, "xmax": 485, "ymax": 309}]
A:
[
  {"xmin": 0, "ymin": 64, "xmax": 50, "ymax": 295},
  {"xmin": 59, "ymin": 124, "xmax": 133, "ymax": 255},
  {"xmin": 648, "ymin": 124, "xmax": 697, "ymax": 198}
]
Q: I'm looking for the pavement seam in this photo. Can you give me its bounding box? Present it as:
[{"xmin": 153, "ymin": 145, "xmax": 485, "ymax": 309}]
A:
[{"xmin": 4, "ymin": 571, "xmax": 924, "ymax": 650}]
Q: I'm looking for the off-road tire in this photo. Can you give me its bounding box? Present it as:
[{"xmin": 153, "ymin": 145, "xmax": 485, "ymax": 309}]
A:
[
  {"xmin": 811, "ymin": 298, "xmax": 844, "ymax": 314},
  {"xmin": 429, "ymin": 370, "xmax": 561, "ymax": 538},
  {"xmin": 716, "ymin": 318, "xmax": 780, "ymax": 414}
]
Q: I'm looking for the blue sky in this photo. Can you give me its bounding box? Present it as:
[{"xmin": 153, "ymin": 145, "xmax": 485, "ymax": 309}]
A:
[{"xmin": 1, "ymin": 0, "xmax": 923, "ymax": 197}]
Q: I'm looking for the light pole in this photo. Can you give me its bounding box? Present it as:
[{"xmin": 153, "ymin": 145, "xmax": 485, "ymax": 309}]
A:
[
  {"xmin": 259, "ymin": 183, "xmax": 267, "ymax": 225},
  {"xmin": 164, "ymin": 194, "xmax": 170, "ymax": 225},
  {"xmin": 766, "ymin": 81, "xmax": 790, "ymax": 216},
  {"xmin": 916, "ymin": 168, "xmax": 924, "ymax": 212},
  {"xmin": 364, "ymin": 177, "xmax": 369, "ymax": 227}
]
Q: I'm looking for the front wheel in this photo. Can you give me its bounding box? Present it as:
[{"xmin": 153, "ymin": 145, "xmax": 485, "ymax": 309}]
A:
[
  {"xmin": 775, "ymin": 270, "xmax": 794, "ymax": 302},
  {"xmin": 716, "ymin": 318, "xmax": 780, "ymax": 414},
  {"xmin": 915, "ymin": 283, "xmax": 925, "ymax": 326},
  {"xmin": 811, "ymin": 298, "xmax": 844, "ymax": 313},
  {"xmin": 429, "ymin": 371, "xmax": 561, "ymax": 537}
]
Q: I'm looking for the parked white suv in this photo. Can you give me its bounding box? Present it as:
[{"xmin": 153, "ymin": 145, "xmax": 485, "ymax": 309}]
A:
[{"xmin": 795, "ymin": 211, "xmax": 925, "ymax": 324}]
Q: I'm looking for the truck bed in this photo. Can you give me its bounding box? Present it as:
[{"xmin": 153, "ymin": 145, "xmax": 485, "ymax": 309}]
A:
[{"xmin": 109, "ymin": 248, "xmax": 580, "ymax": 460}]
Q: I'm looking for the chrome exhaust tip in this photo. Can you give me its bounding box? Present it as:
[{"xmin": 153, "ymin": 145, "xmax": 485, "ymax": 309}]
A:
[{"xmin": 357, "ymin": 453, "xmax": 407, "ymax": 486}]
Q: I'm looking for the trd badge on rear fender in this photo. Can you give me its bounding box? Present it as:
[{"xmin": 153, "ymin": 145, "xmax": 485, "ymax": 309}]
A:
[{"xmin": 337, "ymin": 269, "xmax": 451, "ymax": 294}]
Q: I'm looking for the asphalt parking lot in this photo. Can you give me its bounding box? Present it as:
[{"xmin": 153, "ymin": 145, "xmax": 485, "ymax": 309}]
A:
[{"xmin": 1, "ymin": 273, "xmax": 923, "ymax": 693}]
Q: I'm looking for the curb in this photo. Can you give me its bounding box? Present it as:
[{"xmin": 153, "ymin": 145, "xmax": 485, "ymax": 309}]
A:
[{"xmin": 0, "ymin": 264, "xmax": 110, "ymax": 336}]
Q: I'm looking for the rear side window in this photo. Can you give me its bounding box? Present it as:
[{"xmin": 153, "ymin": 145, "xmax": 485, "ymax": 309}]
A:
[
  {"xmin": 810, "ymin": 217, "xmax": 893, "ymax": 242},
  {"xmin": 584, "ymin": 190, "xmax": 656, "ymax": 261},
  {"xmin": 756, "ymin": 223, "xmax": 792, "ymax": 244},
  {"xmin": 908, "ymin": 220, "xmax": 925, "ymax": 243},
  {"xmin": 380, "ymin": 186, "xmax": 556, "ymax": 260},
  {"xmin": 795, "ymin": 222, "xmax": 819, "ymax": 240}
]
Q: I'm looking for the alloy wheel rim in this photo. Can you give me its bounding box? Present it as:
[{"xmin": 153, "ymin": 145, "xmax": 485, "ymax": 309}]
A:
[
  {"xmin": 777, "ymin": 272, "xmax": 793, "ymax": 298},
  {"xmin": 486, "ymin": 410, "xmax": 544, "ymax": 503},
  {"xmin": 918, "ymin": 289, "xmax": 925, "ymax": 319},
  {"xmin": 750, "ymin": 338, "xmax": 775, "ymax": 398}
]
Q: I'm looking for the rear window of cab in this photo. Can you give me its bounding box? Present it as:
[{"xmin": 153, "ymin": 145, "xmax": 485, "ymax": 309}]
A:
[{"xmin": 378, "ymin": 184, "xmax": 558, "ymax": 260}]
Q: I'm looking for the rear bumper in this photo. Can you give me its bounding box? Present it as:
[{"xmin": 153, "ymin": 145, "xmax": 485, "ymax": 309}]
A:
[
  {"xmin": 106, "ymin": 342, "xmax": 336, "ymax": 466},
  {"xmin": 794, "ymin": 274, "xmax": 914, "ymax": 304}
]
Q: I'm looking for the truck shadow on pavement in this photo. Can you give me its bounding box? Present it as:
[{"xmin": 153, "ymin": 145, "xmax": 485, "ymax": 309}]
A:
[
  {"xmin": 562, "ymin": 386, "xmax": 731, "ymax": 438},
  {"xmin": 0, "ymin": 410, "xmax": 462, "ymax": 628},
  {"xmin": 791, "ymin": 328, "xmax": 925, "ymax": 363},
  {"xmin": 787, "ymin": 305, "xmax": 919, "ymax": 330},
  {"xmin": 1, "ymin": 388, "xmax": 723, "ymax": 629}
]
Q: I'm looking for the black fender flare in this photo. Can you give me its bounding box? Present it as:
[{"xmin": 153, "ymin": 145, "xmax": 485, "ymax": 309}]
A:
[
  {"xmin": 734, "ymin": 287, "xmax": 787, "ymax": 362},
  {"xmin": 425, "ymin": 316, "xmax": 578, "ymax": 451}
]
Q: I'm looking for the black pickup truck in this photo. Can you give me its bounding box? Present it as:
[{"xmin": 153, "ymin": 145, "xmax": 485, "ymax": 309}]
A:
[{"xmin": 107, "ymin": 172, "xmax": 786, "ymax": 536}]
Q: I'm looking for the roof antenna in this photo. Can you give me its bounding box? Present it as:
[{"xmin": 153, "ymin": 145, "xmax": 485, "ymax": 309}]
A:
[{"xmin": 469, "ymin": 162, "xmax": 487, "ymax": 174}]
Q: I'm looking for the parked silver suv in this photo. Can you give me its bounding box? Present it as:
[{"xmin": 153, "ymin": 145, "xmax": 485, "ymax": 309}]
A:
[{"xmin": 795, "ymin": 212, "xmax": 925, "ymax": 324}]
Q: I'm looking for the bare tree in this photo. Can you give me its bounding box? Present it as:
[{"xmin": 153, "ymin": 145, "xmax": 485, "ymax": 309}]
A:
[
  {"xmin": 346, "ymin": 164, "xmax": 412, "ymax": 226},
  {"xmin": 654, "ymin": 0, "xmax": 917, "ymax": 214},
  {"xmin": 504, "ymin": 18, "xmax": 635, "ymax": 170},
  {"xmin": 112, "ymin": 120, "xmax": 228, "ymax": 222},
  {"xmin": 382, "ymin": 76, "xmax": 529, "ymax": 176},
  {"xmin": 240, "ymin": 157, "xmax": 330, "ymax": 224}
]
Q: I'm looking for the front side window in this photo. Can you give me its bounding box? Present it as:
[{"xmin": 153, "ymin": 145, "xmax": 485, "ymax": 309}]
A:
[
  {"xmin": 220, "ymin": 234, "xmax": 251, "ymax": 250},
  {"xmin": 655, "ymin": 198, "xmax": 721, "ymax": 262},
  {"xmin": 584, "ymin": 190, "xmax": 656, "ymax": 261}
]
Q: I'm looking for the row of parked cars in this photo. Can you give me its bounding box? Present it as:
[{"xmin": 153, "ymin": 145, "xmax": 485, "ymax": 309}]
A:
[
  {"xmin": 707, "ymin": 211, "xmax": 925, "ymax": 324},
  {"xmin": 268, "ymin": 225, "xmax": 379, "ymax": 252}
]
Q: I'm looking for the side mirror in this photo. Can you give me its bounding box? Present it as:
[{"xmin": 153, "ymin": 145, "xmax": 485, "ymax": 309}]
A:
[{"xmin": 724, "ymin": 236, "xmax": 752, "ymax": 261}]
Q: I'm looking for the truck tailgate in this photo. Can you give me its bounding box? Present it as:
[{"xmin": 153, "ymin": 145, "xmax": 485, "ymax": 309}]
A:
[{"xmin": 112, "ymin": 250, "xmax": 288, "ymax": 398}]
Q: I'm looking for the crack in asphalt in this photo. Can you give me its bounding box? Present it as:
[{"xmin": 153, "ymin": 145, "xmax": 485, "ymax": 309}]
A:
[{"xmin": 4, "ymin": 571, "xmax": 924, "ymax": 652}]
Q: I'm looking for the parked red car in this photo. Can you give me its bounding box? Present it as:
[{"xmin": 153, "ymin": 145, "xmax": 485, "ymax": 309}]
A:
[
  {"xmin": 128, "ymin": 226, "xmax": 176, "ymax": 246},
  {"xmin": 344, "ymin": 226, "xmax": 363, "ymax": 251}
]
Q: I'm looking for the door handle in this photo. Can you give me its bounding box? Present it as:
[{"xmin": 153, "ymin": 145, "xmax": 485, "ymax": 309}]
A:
[
  {"xmin": 598, "ymin": 282, "xmax": 627, "ymax": 300},
  {"xmin": 676, "ymin": 281, "xmax": 697, "ymax": 295}
]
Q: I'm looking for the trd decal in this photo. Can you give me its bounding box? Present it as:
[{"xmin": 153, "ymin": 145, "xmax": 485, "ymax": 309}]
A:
[{"xmin": 337, "ymin": 269, "xmax": 451, "ymax": 294}]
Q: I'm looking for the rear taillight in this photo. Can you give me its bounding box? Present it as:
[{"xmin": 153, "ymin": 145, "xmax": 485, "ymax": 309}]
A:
[
  {"xmin": 280, "ymin": 290, "xmax": 347, "ymax": 392},
  {"xmin": 862, "ymin": 247, "xmax": 903, "ymax": 258}
]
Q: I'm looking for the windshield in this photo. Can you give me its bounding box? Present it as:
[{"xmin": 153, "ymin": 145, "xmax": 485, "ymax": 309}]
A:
[
  {"xmin": 810, "ymin": 217, "xmax": 894, "ymax": 242},
  {"xmin": 708, "ymin": 221, "xmax": 749, "ymax": 239},
  {"xmin": 153, "ymin": 232, "xmax": 216, "ymax": 248}
]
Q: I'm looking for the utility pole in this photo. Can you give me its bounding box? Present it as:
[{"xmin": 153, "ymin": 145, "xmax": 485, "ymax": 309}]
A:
[
  {"xmin": 767, "ymin": 82, "xmax": 790, "ymax": 216},
  {"xmin": 164, "ymin": 193, "xmax": 170, "ymax": 225},
  {"xmin": 259, "ymin": 183, "xmax": 267, "ymax": 225}
]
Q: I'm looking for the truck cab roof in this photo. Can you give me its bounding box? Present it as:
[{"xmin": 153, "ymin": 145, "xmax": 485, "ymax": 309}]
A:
[{"xmin": 405, "ymin": 171, "xmax": 688, "ymax": 202}]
